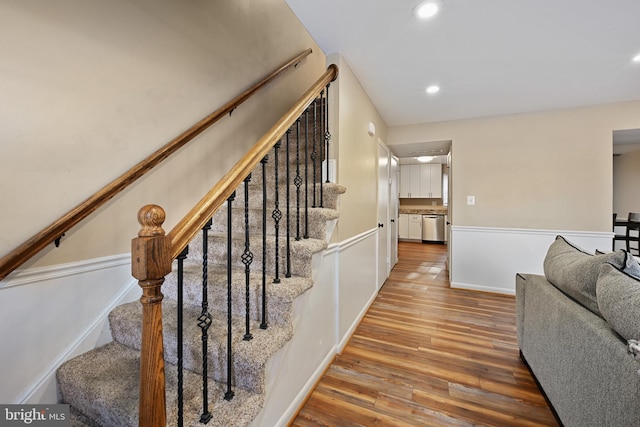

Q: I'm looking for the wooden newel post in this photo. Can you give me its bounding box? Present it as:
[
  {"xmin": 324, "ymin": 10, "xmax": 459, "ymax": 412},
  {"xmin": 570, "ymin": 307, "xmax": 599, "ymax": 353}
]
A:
[{"xmin": 132, "ymin": 205, "xmax": 172, "ymax": 427}]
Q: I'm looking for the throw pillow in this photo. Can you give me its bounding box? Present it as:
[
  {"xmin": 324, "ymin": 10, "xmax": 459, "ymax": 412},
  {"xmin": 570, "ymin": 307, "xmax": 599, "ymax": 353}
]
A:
[
  {"xmin": 596, "ymin": 263, "xmax": 640, "ymax": 341},
  {"xmin": 543, "ymin": 235, "xmax": 626, "ymax": 316},
  {"xmin": 623, "ymin": 251, "xmax": 640, "ymax": 280},
  {"xmin": 599, "ymin": 249, "xmax": 640, "ymax": 279}
]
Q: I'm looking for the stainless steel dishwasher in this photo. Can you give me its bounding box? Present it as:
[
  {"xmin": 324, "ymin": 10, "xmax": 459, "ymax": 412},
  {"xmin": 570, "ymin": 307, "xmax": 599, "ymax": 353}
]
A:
[{"xmin": 422, "ymin": 214, "xmax": 445, "ymax": 243}]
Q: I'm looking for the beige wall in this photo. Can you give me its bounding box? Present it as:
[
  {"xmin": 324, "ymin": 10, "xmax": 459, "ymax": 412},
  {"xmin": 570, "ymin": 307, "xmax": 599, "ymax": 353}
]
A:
[
  {"xmin": 0, "ymin": 0, "xmax": 326, "ymax": 269},
  {"xmin": 327, "ymin": 54, "xmax": 387, "ymax": 241},
  {"xmin": 613, "ymin": 148, "xmax": 640, "ymax": 218},
  {"xmin": 388, "ymin": 101, "xmax": 640, "ymax": 233}
]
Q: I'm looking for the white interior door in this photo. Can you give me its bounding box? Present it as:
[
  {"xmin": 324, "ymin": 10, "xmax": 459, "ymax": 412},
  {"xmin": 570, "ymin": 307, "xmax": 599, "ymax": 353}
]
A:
[{"xmin": 377, "ymin": 140, "xmax": 390, "ymax": 289}]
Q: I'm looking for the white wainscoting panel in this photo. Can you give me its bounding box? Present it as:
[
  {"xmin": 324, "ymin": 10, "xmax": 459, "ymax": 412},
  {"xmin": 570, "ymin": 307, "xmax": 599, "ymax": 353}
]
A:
[
  {"xmin": 450, "ymin": 226, "xmax": 614, "ymax": 294},
  {"xmin": 257, "ymin": 228, "xmax": 378, "ymax": 427},
  {"xmin": 253, "ymin": 246, "xmax": 338, "ymax": 427},
  {"xmin": 337, "ymin": 229, "xmax": 378, "ymax": 350},
  {"xmin": 0, "ymin": 254, "xmax": 137, "ymax": 404}
]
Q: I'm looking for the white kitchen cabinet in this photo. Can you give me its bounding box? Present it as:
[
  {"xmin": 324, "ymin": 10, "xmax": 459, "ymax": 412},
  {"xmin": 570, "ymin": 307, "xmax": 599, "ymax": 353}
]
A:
[
  {"xmin": 421, "ymin": 164, "xmax": 442, "ymax": 198},
  {"xmin": 399, "ymin": 165, "xmax": 421, "ymax": 198},
  {"xmin": 399, "ymin": 164, "xmax": 422, "ymax": 198},
  {"xmin": 408, "ymin": 214, "xmax": 422, "ymax": 240},
  {"xmin": 399, "ymin": 164, "xmax": 442, "ymax": 198},
  {"xmin": 398, "ymin": 214, "xmax": 409, "ymax": 239},
  {"xmin": 399, "ymin": 213, "xmax": 422, "ymax": 240}
]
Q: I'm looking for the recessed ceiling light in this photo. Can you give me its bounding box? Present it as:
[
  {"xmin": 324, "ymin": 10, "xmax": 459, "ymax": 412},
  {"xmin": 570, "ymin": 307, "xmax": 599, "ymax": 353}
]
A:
[
  {"xmin": 426, "ymin": 85, "xmax": 440, "ymax": 94},
  {"xmin": 633, "ymin": 53, "xmax": 640, "ymax": 63},
  {"xmin": 415, "ymin": 1, "xmax": 439, "ymax": 19}
]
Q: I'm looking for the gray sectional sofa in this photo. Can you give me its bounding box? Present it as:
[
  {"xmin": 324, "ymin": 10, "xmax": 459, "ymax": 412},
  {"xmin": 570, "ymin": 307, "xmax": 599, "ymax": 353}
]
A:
[{"xmin": 516, "ymin": 235, "xmax": 640, "ymax": 427}]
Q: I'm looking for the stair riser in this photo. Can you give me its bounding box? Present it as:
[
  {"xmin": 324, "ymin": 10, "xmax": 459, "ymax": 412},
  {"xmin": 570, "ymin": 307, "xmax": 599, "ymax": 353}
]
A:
[
  {"xmin": 162, "ymin": 270, "xmax": 305, "ymax": 327},
  {"xmin": 248, "ymin": 154, "xmax": 325, "ymax": 184},
  {"xmin": 210, "ymin": 207, "xmax": 332, "ymax": 241},
  {"xmin": 233, "ymin": 182, "xmax": 339, "ymax": 210},
  {"xmin": 192, "ymin": 236, "xmax": 315, "ymax": 278},
  {"xmin": 109, "ymin": 302, "xmax": 291, "ymax": 394}
]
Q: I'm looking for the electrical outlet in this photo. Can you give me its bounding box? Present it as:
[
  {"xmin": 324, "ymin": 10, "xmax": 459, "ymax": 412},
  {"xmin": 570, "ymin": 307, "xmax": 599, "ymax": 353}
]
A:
[{"xmin": 467, "ymin": 195, "xmax": 475, "ymax": 205}]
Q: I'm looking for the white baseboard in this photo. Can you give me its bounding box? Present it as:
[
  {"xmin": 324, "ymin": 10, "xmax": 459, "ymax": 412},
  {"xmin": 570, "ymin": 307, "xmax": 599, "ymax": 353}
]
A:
[
  {"xmin": 449, "ymin": 281, "xmax": 516, "ymax": 295},
  {"xmin": 273, "ymin": 346, "xmax": 337, "ymax": 427},
  {"xmin": 450, "ymin": 226, "xmax": 613, "ymax": 294}
]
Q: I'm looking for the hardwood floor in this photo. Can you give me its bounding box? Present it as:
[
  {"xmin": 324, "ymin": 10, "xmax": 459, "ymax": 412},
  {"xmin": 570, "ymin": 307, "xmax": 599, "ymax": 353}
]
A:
[{"xmin": 291, "ymin": 241, "xmax": 559, "ymax": 426}]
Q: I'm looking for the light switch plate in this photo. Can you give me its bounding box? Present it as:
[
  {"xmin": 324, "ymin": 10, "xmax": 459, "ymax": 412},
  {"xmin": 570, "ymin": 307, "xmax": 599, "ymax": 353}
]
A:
[{"xmin": 467, "ymin": 195, "xmax": 475, "ymax": 205}]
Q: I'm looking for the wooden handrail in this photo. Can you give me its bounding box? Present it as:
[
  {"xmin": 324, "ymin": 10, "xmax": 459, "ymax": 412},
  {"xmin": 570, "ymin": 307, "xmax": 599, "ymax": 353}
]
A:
[
  {"xmin": 167, "ymin": 64, "xmax": 338, "ymax": 259},
  {"xmin": 0, "ymin": 48, "xmax": 313, "ymax": 281}
]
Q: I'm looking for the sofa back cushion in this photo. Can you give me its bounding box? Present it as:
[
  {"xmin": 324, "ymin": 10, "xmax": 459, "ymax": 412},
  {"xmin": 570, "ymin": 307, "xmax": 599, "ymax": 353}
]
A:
[
  {"xmin": 543, "ymin": 235, "xmax": 627, "ymax": 316},
  {"xmin": 596, "ymin": 263, "xmax": 640, "ymax": 341}
]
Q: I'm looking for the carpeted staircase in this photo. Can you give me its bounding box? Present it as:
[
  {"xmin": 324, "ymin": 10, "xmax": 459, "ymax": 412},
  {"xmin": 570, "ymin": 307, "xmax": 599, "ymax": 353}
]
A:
[{"xmin": 56, "ymin": 116, "xmax": 345, "ymax": 426}]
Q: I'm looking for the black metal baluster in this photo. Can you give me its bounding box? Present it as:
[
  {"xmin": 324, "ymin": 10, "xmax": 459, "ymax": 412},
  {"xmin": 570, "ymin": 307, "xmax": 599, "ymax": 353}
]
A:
[
  {"xmin": 198, "ymin": 220, "xmax": 213, "ymax": 424},
  {"xmin": 260, "ymin": 156, "xmax": 269, "ymax": 329},
  {"xmin": 295, "ymin": 119, "xmax": 302, "ymax": 241},
  {"xmin": 285, "ymin": 130, "xmax": 292, "ymax": 278},
  {"xmin": 319, "ymin": 89, "xmax": 325, "ymax": 208},
  {"xmin": 176, "ymin": 246, "xmax": 189, "ymax": 427},
  {"xmin": 311, "ymin": 99, "xmax": 318, "ymax": 208},
  {"xmin": 272, "ymin": 141, "xmax": 282, "ymax": 284},
  {"xmin": 224, "ymin": 192, "xmax": 235, "ymax": 401},
  {"xmin": 242, "ymin": 174, "xmax": 254, "ymax": 341},
  {"xmin": 325, "ymin": 84, "xmax": 331, "ymax": 186},
  {"xmin": 304, "ymin": 109, "xmax": 309, "ymax": 239}
]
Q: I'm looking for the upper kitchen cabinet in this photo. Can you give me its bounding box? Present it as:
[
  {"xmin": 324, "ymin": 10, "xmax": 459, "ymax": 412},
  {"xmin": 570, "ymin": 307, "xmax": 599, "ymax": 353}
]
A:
[
  {"xmin": 399, "ymin": 164, "xmax": 442, "ymax": 198},
  {"xmin": 421, "ymin": 164, "xmax": 442, "ymax": 198},
  {"xmin": 399, "ymin": 164, "xmax": 421, "ymax": 198}
]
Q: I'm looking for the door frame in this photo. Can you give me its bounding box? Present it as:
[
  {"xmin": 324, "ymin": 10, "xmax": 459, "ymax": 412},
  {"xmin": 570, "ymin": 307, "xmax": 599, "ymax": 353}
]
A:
[
  {"xmin": 390, "ymin": 155, "xmax": 399, "ymax": 268},
  {"xmin": 377, "ymin": 139, "xmax": 391, "ymax": 289}
]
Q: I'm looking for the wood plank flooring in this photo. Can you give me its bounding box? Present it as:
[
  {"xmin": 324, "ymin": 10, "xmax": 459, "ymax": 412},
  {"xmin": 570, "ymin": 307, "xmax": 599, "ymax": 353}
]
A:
[{"xmin": 291, "ymin": 241, "xmax": 559, "ymax": 426}]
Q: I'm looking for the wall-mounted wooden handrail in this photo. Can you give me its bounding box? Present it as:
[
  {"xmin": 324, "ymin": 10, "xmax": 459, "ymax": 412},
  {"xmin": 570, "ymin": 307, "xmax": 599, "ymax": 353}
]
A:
[
  {"xmin": 166, "ymin": 64, "xmax": 338, "ymax": 259},
  {"xmin": 0, "ymin": 48, "xmax": 313, "ymax": 281}
]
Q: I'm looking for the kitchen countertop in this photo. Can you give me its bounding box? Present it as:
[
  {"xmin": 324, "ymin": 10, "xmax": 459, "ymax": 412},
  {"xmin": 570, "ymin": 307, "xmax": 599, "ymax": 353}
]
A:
[{"xmin": 399, "ymin": 206, "xmax": 448, "ymax": 215}]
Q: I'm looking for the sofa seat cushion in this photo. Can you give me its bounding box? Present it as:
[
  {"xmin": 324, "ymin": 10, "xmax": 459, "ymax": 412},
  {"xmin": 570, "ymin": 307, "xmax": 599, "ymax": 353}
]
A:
[
  {"xmin": 596, "ymin": 263, "xmax": 640, "ymax": 342},
  {"xmin": 543, "ymin": 235, "xmax": 627, "ymax": 316}
]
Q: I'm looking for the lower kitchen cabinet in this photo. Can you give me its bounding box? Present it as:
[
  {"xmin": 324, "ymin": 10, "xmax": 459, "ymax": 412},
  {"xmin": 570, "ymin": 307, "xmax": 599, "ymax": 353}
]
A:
[
  {"xmin": 399, "ymin": 214, "xmax": 422, "ymax": 240},
  {"xmin": 399, "ymin": 214, "xmax": 408, "ymax": 239}
]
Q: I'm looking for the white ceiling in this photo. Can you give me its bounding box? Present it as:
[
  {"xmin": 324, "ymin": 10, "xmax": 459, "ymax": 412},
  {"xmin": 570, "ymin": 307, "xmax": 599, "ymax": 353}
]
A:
[{"xmin": 285, "ymin": 0, "xmax": 640, "ymax": 155}]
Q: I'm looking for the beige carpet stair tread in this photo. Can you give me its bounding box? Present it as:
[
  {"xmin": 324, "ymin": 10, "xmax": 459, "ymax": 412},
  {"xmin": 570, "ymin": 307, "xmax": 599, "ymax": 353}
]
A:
[{"xmin": 58, "ymin": 342, "xmax": 263, "ymax": 427}]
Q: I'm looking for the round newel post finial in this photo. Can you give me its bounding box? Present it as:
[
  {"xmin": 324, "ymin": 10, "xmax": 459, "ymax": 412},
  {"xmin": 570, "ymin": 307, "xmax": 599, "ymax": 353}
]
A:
[
  {"xmin": 132, "ymin": 204, "xmax": 172, "ymax": 282},
  {"xmin": 137, "ymin": 204, "xmax": 166, "ymax": 237}
]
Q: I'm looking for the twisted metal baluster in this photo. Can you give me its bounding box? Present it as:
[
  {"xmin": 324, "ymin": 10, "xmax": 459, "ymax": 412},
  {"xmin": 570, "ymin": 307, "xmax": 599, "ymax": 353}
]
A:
[
  {"xmin": 320, "ymin": 85, "xmax": 330, "ymax": 208},
  {"xmin": 295, "ymin": 119, "xmax": 302, "ymax": 241},
  {"xmin": 224, "ymin": 192, "xmax": 235, "ymax": 401},
  {"xmin": 176, "ymin": 246, "xmax": 189, "ymax": 427},
  {"xmin": 242, "ymin": 174, "xmax": 254, "ymax": 341},
  {"xmin": 319, "ymin": 89, "xmax": 325, "ymax": 208},
  {"xmin": 311, "ymin": 99, "xmax": 318, "ymax": 208},
  {"xmin": 285, "ymin": 130, "xmax": 292, "ymax": 278},
  {"xmin": 272, "ymin": 140, "xmax": 282, "ymax": 284},
  {"xmin": 325, "ymin": 84, "xmax": 332, "ymax": 186},
  {"xmin": 198, "ymin": 220, "xmax": 213, "ymax": 423},
  {"xmin": 304, "ymin": 108, "xmax": 309, "ymax": 239},
  {"xmin": 260, "ymin": 156, "xmax": 269, "ymax": 329}
]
